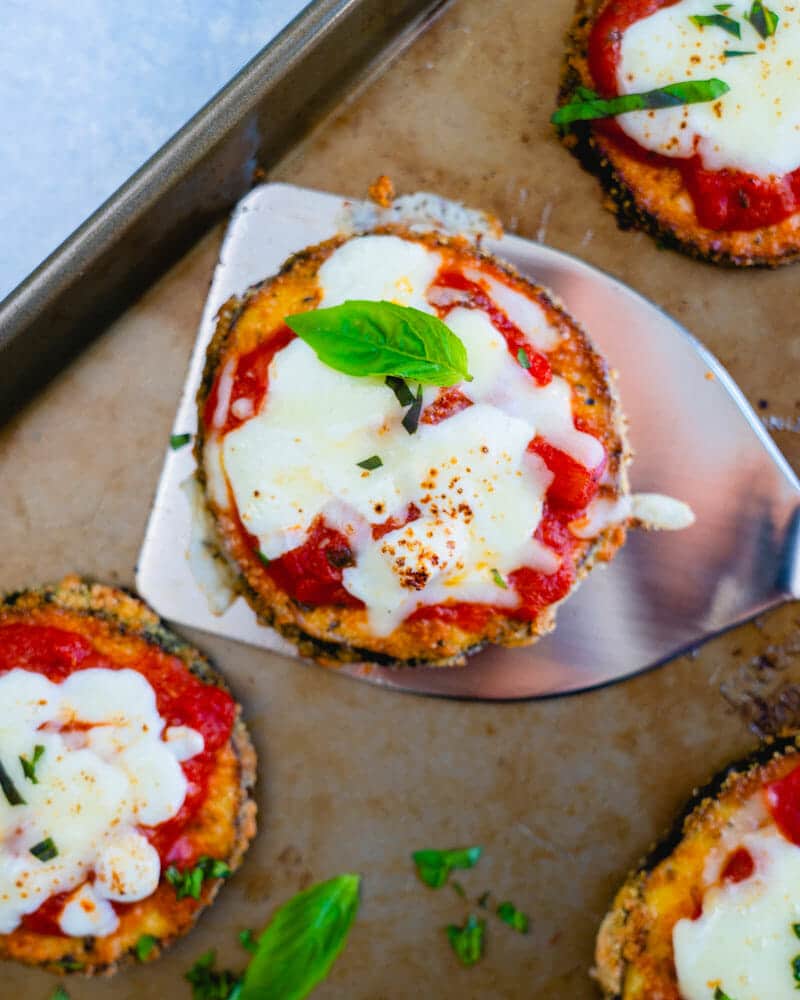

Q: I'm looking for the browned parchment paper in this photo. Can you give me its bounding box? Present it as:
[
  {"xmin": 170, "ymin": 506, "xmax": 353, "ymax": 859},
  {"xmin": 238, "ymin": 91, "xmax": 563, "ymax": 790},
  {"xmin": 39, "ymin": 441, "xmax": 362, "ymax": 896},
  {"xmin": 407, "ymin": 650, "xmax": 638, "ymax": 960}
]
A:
[{"xmin": 2, "ymin": 0, "xmax": 800, "ymax": 996}]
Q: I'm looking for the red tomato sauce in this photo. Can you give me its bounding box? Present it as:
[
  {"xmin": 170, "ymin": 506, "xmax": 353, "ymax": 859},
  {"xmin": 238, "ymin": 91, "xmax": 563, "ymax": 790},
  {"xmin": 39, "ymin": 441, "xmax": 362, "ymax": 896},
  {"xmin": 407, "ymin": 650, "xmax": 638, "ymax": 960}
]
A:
[
  {"xmin": 586, "ymin": 0, "xmax": 800, "ymax": 230},
  {"xmin": 0, "ymin": 622, "xmax": 235, "ymax": 936},
  {"xmin": 766, "ymin": 763, "xmax": 800, "ymax": 845},
  {"xmin": 720, "ymin": 846, "xmax": 755, "ymax": 883},
  {"xmin": 430, "ymin": 270, "xmax": 553, "ymax": 385},
  {"xmin": 203, "ymin": 325, "xmax": 295, "ymax": 435}
]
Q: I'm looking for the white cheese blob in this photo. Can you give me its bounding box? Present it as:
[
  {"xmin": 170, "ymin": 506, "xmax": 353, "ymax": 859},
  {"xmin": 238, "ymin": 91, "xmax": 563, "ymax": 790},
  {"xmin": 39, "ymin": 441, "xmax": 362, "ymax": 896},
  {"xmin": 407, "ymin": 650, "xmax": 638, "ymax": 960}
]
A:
[
  {"xmin": 617, "ymin": 0, "xmax": 800, "ymax": 176},
  {"xmin": 0, "ymin": 667, "xmax": 204, "ymax": 936},
  {"xmin": 216, "ymin": 235, "xmax": 607, "ymax": 633},
  {"xmin": 674, "ymin": 827, "xmax": 800, "ymax": 1000}
]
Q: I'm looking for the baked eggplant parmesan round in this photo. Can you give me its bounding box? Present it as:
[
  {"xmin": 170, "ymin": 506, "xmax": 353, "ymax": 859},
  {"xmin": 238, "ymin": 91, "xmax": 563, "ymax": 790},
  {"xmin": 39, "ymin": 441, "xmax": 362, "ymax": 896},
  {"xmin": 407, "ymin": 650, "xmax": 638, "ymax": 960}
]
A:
[
  {"xmin": 0, "ymin": 576, "xmax": 256, "ymax": 975},
  {"xmin": 195, "ymin": 226, "xmax": 634, "ymax": 668},
  {"xmin": 558, "ymin": 0, "xmax": 800, "ymax": 266},
  {"xmin": 596, "ymin": 735, "xmax": 800, "ymax": 999}
]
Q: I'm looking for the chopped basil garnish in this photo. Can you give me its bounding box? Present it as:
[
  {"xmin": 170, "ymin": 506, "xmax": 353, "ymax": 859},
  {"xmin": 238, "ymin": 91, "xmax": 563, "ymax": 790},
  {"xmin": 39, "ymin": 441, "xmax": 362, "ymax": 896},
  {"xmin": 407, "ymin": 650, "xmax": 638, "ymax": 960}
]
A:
[
  {"xmin": 56, "ymin": 959, "xmax": 84, "ymax": 972},
  {"xmin": 20, "ymin": 744, "xmax": 45, "ymax": 784},
  {"xmin": 723, "ymin": 48, "xmax": 755, "ymax": 56},
  {"xmin": 166, "ymin": 856, "xmax": 231, "ymax": 900},
  {"xmin": 552, "ymin": 78, "xmax": 730, "ymax": 125},
  {"xmin": 134, "ymin": 934, "xmax": 158, "ymax": 961},
  {"xmin": 491, "ymin": 568, "xmax": 508, "ymax": 589},
  {"xmin": 517, "ymin": 347, "xmax": 531, "ymax": 369},
  {"xmin": 401, "ymin": 383, "xmax": 424, "ymax": 435},
  {"xmin": 185, "ymin": 950, "xmax": 242, "ymax": 1000},
  {"xmin": 747, "ymin": 0, "xmax": 779, "ymax": 37},
  {"xmin": 477, "ymin": 890, "xmax": 491, "ymax": 908},
  {"xmin": 446, "ymin": 914, "xmax": 485, "ymax": 967},
  {"xmin": 496, "ymin": 900, "xmax": 530, "ymax": 934},
  {"xmin": 793, "ymin": 953, "xmax": 800, "ymax": 987},
  {"xmin": 0, "ymin": 758, "xmax": 25, "ymax": 805},
  {"xmin": 30, "ymin": 837, "xmax": 57, "ymax": 862},
  {"xmin": 238, "ymin": 874, "xmax": 360, "ymax": 1000},
  {"xmin": 285, "ymin": 300, "xmax": 472, "ymax": 386},
  {"xmin": 51, "ymin": 988, "xmax": 70, "ymax": 1000},
  {"xmin": 713, "ymin": 989, "xmax": 734, "ymax": 1000},
  {"xmin": 357, "ymin": 455, "xmax": 383, "ymax": 470},
  {"xmin": 715, "ymin": 2, "xmax": 732, "ymax": 9},
  {"xmin": 451, "ymin": 880, "xmax": 466, "ymax": 898},
  {"xmin": 239, "ymin": 928, "xmax": 259, "ymax": 954},
  {"xmin": 412, "ymin": 846, "xmax": 483, "ymax": 889},
  {"xmin": 793, "ymin": 921, "xmax": 800, "ymax": 938},
  {"xmin": 170, "ymin": 432, "xmax": 192, "ymax": 450},
  {"xmin": 689, "ymin": 12, "xmax": 741, "ymax": 36},
  {"xmin": 385, "ymin": 374, "xmax": 416, "ymax": 406},
  {"xmin": 257, "ymin": 550, "xmax": 271, "ymax": 567}
]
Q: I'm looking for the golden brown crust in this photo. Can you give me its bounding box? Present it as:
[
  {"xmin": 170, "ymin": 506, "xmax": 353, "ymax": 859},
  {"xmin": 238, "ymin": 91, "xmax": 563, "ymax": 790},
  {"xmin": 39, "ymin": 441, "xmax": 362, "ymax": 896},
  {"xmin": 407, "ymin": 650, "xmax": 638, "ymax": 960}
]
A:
[
  {"xmin": 594, "ymin": 735, "xmax": 800, "ymax": 998},
  {"xmin": 194, "ymin": 226, "xmax": 630, "ymax": 668},
  {"xmin": 558, "ymin": 0, "xmax": 800, "ymax": 267},
  {"xmin": 0, "ymin": 575, "xmax": 257, "ymax": 976}
]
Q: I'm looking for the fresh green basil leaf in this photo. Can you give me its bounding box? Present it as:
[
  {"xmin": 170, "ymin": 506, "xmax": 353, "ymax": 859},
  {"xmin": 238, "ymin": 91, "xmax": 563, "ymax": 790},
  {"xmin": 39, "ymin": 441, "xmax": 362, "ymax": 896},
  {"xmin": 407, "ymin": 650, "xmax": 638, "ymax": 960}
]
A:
[
  {"xmin": 689, "ymin": 12, "xmax": 741, "ymax": 36},
  {"xmin": 239, "ymin": 873, "xmax": 360, "ymax": 1000},
  {"xmin": 0, "ymin": 758, "xmax": 25, "ymax": 805},
  {"xmin": 239, "ymin": 929, "xmax": 259, "ymax": 954},
  {"xmin": 134, "ymin": 934, "xmax": 158, "ymax": 961},
  {"xmin": 552, "ymin": 78, "xmax": 729, "ymax": 125},
  {"xmin": 496, "ymin": 901, "xmax": 530, "ymax": 934},
  {"xmin": 401, "ymin": 384, "xmax": 424, "ymax": 435},
  {"xmin": 490, "ymin": 568, "xmax": 508, "ymax": 590},
  {"xmin": 385, "ymin": 374, "xmax": 416, "ymax": 406},
  {"xmin": 357, "ymin": 455, "xmax": 383, "ymax": 470},
  {"xmin": 446, "ymin": 915, "xmax": 485, "ymax": 967},
  {"xmin": 19, "ymin": 744, "xmax": 45, "ymax": 784},
  {"xmin": 747, "ymin": 0, "xmax": 779, "ymax": 37},
  {"xmin": 412, "ymin": 846, "xmax": 483, "ymax": 888},
  {"xmin": 30, "ymin": 837, "xmax": 57, "ymax": 861},
  {"xmin": 170, "ymin": 432, "xmax": 192, "ymax": 450},
  {"xmin": 285, "ymin": 301, "xmax": 472, "ymax": 387},
  {"xmin": 166, "ymin": 856, "xmax": 231, "ymax": 900},
  {"xmin": 185, "ymin": 950, "xmax": 242, "ymax": 1000},
  {"xmin": 723, "ymin": 48, "xmax": 755, "ymax": 55}
]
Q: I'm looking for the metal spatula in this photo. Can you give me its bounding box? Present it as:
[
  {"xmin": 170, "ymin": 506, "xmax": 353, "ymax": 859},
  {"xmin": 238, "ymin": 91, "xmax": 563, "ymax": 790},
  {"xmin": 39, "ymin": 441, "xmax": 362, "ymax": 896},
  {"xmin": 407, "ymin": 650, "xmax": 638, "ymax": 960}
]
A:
[{"xmin": 137, "ymin": 183, "xmax": 800, "ymax": 699}]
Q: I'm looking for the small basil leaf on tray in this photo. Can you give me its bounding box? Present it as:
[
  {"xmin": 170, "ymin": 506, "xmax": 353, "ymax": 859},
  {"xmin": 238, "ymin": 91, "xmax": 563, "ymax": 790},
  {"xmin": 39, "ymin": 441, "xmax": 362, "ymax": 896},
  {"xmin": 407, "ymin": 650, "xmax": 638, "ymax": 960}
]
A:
[
  {"xmin": 412, "ymin": 846, "xmax": 483, "ymax": 888},
  {"xmin": 446, "ymin": 914, "xmax": 485, "ymax": 967},
  {"xmin": 51, "ymin": 988, "xmax": 70, "ymax": 1000},
  {"xmin": 285, "ymin": 300, "xmax": 472, "ymax": 386},
  {"xmin": 689, "ymin": 12, "xmax": 741, "ymax": 36},
  {"xmin": 552, "ymin": 78, "xmax": 730, "ymax": 125},
  {"xmin": 239, "ymin": 873, "xmax": 360, "ymax": 1000},
  {"xmin": 496, "ymin": 900, "xmax": 530, "ymax": 934},
  {"xmin": 185, "ymin": 950, "xmax": 242, "ymax": 1000},
  {"xmin": 239, "ymin": 928, "xmax": 259, "ymax": 954}
]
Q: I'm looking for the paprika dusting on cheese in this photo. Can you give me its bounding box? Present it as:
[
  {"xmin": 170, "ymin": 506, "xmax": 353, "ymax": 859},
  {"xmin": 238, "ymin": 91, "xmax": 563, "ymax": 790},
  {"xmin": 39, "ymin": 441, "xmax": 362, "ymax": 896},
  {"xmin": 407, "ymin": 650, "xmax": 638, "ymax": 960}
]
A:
[
  {"xmin": 0, "ymin": 623, "xmax": 236, "ymax": 936},
  {"xmin": 587, "ymin": 0, "xmax": 800, "ymax": 230}
]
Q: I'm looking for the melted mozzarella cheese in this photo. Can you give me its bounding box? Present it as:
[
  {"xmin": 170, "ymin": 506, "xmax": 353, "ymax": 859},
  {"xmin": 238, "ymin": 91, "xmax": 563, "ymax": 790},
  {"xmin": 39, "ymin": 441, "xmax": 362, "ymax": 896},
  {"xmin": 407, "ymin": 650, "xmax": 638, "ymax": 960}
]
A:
[
  {"xmin": 216, "ymin": 235, "xmax": 606, "ymax": 633},
  {"xmin": 674, "ymin": 827, "xmax": 800, "ymax": 1000},
  {"xmin": 617, "ymin": 0, "xmax": 800, "ymax": 177},
  {"xmin": 0, "ymin": 667, "xmax": 203, "ymax": 936}
]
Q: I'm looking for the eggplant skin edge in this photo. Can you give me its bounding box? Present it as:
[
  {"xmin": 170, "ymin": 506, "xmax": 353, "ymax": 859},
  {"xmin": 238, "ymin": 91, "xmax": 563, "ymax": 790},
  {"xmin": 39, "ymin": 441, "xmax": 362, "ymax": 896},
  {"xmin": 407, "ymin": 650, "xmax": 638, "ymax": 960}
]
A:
[
  {"xmin": 557, "ymin": 0, "xmax": 800, "ymax": 268},
  {"xmin": 593, "ymin": 734, "xmax": 800, "ymax": 998},
  {"xmin": 0, "ymin": 575, "xmax": 258, "ymax": 977}
]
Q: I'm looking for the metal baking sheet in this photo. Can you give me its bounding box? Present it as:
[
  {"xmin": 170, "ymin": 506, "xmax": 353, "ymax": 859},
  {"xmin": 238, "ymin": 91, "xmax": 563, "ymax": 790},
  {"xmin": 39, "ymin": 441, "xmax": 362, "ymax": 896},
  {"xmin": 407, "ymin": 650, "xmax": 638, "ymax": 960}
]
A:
[
  {"xmin": 0, "ymin": 0, "xmax": 449, "ymax": 426},
  {"xmin": 137, "ymin": 183, "xmax": 800, "ymax": 699}
]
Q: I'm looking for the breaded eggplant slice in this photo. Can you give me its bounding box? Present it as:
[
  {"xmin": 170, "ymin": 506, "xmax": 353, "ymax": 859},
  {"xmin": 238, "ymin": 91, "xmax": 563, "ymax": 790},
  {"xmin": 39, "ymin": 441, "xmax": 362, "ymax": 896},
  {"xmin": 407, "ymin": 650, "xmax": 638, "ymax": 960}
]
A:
[
  {"xmin": 595, "ymin": 734, "xmax": 800, "ymax": 998},
  {"xmin": 558, "ymin": 0, "xmax": 800, "ymax": 267},
  {"xmin": 0, "ymin": 575, "xmax": 257, "ymax": 975},
  {"xmin": 195, "ymin": 225, "xmax": 630, "ymax": 669}
]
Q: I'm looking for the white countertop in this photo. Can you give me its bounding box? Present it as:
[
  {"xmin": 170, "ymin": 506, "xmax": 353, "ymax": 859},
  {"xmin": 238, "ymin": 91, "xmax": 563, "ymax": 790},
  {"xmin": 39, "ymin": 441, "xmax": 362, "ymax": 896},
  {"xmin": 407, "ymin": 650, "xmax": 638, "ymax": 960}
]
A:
[{"xmin": 1, "ymin": 0, "xmax": 309, "ymax": 300}]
